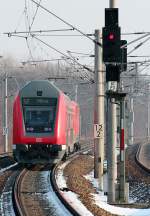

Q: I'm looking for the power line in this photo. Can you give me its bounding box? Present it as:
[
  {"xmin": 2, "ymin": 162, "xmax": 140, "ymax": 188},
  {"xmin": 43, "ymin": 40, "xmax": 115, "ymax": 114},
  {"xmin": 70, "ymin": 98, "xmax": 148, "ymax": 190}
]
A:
[
  {"xmin": 30, "ymin": 0, "xmax": 42, "ymax": 29},
  {"xmin": 14, "ymin": 6, "xmax": 26, "ymax": 32},
  {"xmin": 24, "ymin": 0, "xmax": 35, "ymax": 61},
  {"xmin": 31, "ymin": 35, "xmax": 94, "ymax": 82},
  {"xmin": 128, "ymin": 60, "xmax": 150, "ymax": 64},
  {"xmin": 32, "ymin": 35, "xmax": 94, "ymax": 72},
  {"xmin": 121, "ymin": 32, "xmax": 150, "ymax": 49},
  {"xmin": 122, "ymin": 31, "xmax": 150, "ymax": 35},
  {"xmin": 127, "ymin": 36, "xmax": 150, "ymax": 55},
  {"xmin": 25, "ymin": 37, "xmax": 34, "ymax": 61},
  {"xmin": 67, "ymin": 51, "xmax": 94, "ymax": 57},
  {"xmin": 122, "ymin": 74, "xmax": 150, "ymax": 78},
  {"xmin": 128, "ymin": 55, "xmax": 150, "ymax": 58},
  {"xmin": 29, "ymin": 33, "xmax": 94, "ymax": 37},
  {"xmin": 4, "ymin": 28, "xmax": 75, "ymax": 36},
  {"xmin": 7, "ymin": 34, "xmax": 27, "ymax": 39},
  {"xmin": 30, "ymin": 0, "xmax": 101, "ymax": 47},
  {"xmin": 22, "ymin": 57, "xmax": 70, "ymax": 64},
  {"xmin": 138, "ymin": 63, "xmax": 150, "ymax": 74},
  {"xmin": 24, "ymin": 0, "xmax": 31, "ymax": 34}
]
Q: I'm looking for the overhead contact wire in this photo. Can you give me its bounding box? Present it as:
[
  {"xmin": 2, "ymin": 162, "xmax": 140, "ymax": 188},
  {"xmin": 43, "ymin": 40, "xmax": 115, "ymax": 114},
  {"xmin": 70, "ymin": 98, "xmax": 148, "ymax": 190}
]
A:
[
  {"xmin": 30, "ymin": 0, "xmax": 101, "ymax": 46},
  {"xmin": 32, "ymin": 35, "xmax": 94, "ymax": 73}
]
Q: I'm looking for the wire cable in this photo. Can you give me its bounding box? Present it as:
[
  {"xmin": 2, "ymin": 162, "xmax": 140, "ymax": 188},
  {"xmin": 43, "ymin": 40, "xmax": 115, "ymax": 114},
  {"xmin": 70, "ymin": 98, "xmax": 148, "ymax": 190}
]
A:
[
  {"xmin": 30, "ymin": 0, "xmax": 101, "ymax": 47},
  {"xmin": 127, "ymin": 37, "xmax": 150, "ymax": 55},
  {"xmin": 32, "ymin": 35, "xmax": 94, "ymax": 74},
  {"xmin": 25, "ymin": 37, "xmax": 34, "ymax": 61},
  {"xmin": 14, "ymin": 7, "xmax": 26, "ymax": 32},
  {"xmin": 4, "ymin": 28, "xmax": 74, "ymax": 36},
  {"xmin": 121, "ymin": 32, "xmax": 150, "ymax": 49},
  {"xmin": 30, "ymin": 0, "xmax": 42, "ymax": 29}
]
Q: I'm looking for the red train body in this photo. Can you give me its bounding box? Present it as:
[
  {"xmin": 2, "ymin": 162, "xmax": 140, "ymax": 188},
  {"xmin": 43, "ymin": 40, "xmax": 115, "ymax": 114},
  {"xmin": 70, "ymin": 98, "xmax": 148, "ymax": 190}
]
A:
[{"xmin": 13, "ymin": 80, "xmax": 80, "ymax": 164}]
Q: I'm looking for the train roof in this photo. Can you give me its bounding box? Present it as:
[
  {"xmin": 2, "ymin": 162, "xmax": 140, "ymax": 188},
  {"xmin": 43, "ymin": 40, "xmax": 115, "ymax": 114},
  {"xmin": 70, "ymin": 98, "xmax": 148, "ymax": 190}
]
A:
[{"xmin": 19, "ymin": 80, "xmax": 61, "ymax": 98}]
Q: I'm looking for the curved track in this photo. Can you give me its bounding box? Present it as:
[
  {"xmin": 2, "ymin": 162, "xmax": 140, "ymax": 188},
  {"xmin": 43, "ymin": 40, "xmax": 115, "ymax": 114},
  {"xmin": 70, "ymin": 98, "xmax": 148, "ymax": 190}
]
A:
[
  {"xmin": 0, "ymin": 164, "xmax": 81, "ymax": 216},
  {"xmin": 13, "ymin": 165, "xmax": 74, "ymax": 216},
  {"xmin": 135, "ymin": 143, "xmax": 150, "ymax": 173},
  {"xmin": 0, "ymin": 167, "xmax": 23, "ymax": 216},
  {"xmin": 13, "ymin": 168, "xmax": 29, "ymax": 216},
  {"xmin": 51, "ymin": 160, "xmax": 81, "ymax": 216},
  {"xmin": 126, "ymin": 143, "xmax": 150, "ymax": 205},
  {"xmin": 0, "ymin": 140, "xmax": 92, "ymax": 216}
]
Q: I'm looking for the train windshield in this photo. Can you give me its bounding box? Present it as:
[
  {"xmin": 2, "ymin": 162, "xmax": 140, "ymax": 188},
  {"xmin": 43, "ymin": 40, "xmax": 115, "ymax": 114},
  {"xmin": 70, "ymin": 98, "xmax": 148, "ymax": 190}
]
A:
[{"xmin": 22, "ymin": 98, "xmax": 57, "ymax": 133}]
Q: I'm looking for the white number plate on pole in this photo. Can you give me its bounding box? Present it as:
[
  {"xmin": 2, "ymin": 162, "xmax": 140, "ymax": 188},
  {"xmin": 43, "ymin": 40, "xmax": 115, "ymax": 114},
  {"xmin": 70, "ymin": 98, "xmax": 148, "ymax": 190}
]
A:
[
  {"xmin": 94, "ymin": 124, "xmax": 103, "ymax": 139},
  {"xmin": 3, "ymin": 127, "xmax": 8, "ymax": 135}
]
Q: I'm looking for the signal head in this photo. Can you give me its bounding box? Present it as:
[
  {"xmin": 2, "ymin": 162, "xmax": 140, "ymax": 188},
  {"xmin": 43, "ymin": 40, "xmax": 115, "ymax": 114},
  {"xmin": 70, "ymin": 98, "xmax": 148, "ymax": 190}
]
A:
[{"xmin": 108, "ymin": 33, "xmax": 115, "ymax": 40}]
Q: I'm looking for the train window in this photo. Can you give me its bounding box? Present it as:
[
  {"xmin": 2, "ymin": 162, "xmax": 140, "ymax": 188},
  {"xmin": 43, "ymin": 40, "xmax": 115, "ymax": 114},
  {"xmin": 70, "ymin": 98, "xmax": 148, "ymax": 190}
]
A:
[
  {"xmin": 22, "ymin": 98, "xmax": 57, "ymax": 106},
  {"xmin": 23, "ymin": 100, "xmax": 57, "ymax": 133},
  {"xmin": 37, "ymin": 90, "xmax": 42, "ymax": 96}
]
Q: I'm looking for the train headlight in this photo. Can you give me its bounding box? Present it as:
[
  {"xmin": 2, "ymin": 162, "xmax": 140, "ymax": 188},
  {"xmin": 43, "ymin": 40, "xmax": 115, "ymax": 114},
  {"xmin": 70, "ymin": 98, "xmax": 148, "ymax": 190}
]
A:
[
  {"xmin": 44, "ymin": 128, "xmax": 52, "ymax": 132},
  {"xmin": 26, "ymin": 127, "xmax": 34, "ymax": 131},
  {"xmin": 44, "ymin": 128, "xmax": 48, "ymax": 131},
  {"xmin": 30, "ymin": 127, "xmax": 34, "ymax": 131},
  {"xmin": 13, "ymin": 144, "xmax": 16, "ymax": 150}
]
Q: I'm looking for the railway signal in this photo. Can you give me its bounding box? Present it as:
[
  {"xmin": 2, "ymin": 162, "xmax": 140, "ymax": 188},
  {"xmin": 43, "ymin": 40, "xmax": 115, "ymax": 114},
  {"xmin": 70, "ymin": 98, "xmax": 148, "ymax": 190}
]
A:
[
  {"xmin": 106, "ymin": 64, "xmax": 120, "ymax": 82},
  {"xmin": 103, "ymin": 4, "xmax": 128, "ymax": 203},
  {"xmin": 121, "ymin": 40, "xmax": 127, "ymax": 71},
  {"xmin": 102, "ymin": 8, "xmax": 121, "ymax": 63},
  {"xmin": 103, "ymin": 27, "xmax": 121, "ymax": 63}
]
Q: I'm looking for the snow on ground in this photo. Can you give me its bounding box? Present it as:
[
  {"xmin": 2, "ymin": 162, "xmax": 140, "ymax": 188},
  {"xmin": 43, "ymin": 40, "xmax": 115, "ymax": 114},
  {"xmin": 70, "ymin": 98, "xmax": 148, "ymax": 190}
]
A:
[
  {"xmin": 56, "ymin": 161, "xmax": 150, "ymax": 216},
  {"xmin": 39, "ymin": 171, "xmax": 73, "ymax": 216},
  {"xmin": 55, "ymin": 161, "xmax": 94, "ymax": 216},
  {"xmin": 85, "ymin": 171, "xmax": 150, "ymax": 216},
  {"xmin": 93, "ymin": 194, "xmax": 150, "ymax": 216}
]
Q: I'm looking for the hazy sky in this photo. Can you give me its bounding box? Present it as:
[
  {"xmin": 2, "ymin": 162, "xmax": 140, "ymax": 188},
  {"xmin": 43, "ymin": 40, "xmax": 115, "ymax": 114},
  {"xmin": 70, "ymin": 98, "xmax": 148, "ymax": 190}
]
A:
[{"xmin": 0, "ymin": 0, "xmax": 150, "ymax": 66}]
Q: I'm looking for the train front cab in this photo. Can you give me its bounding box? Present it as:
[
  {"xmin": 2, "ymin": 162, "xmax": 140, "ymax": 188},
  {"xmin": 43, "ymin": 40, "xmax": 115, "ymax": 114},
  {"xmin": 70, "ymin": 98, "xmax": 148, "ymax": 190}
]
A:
[{"xmin": 13, "ymin": 81, "xmax": 66, "ymax": 164}]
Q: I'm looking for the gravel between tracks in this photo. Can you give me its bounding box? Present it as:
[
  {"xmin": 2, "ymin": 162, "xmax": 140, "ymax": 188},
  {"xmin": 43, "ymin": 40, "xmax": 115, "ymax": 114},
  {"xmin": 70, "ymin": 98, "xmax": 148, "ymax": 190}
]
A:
[
  {"xmin": 0, "ymin": 157, "xmax": 16, "ymax": 195},
  {"xmin": 63, "ymin": 155, "xmax": 118, "ymax": 216},
  {"xmin": 126, "ymin": 144, "xmax": 150, "ymax": 204},
  {"xmin": 63, "ymin": 147, "xmax": 150, "ymax": 216}
]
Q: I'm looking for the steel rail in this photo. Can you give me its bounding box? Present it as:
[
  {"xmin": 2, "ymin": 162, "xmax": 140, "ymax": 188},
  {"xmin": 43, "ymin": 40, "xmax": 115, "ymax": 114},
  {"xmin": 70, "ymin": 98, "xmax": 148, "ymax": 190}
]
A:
[
  {"xmin": 13, "ymin": 168, "xmax": 29, "ymax": 216},
  {"xmin": 135, "ymin": 143, "xmax": 150, "ymax": 173},
  {"xmin": 50, "ymin": 140, "xmax": 93, "ymax": 216},
  {"xmin": 51, "ymin": 160, "xmax": 81, "ymax": 216},
  {"xmin": 11, "ymin": 140, "xmax": 92, "ymax": 215}
]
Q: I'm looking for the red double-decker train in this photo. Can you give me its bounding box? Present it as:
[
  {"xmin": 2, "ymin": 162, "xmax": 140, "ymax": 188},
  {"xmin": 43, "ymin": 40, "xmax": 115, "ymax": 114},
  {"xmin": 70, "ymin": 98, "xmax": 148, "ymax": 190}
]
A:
[{"xmin": 13, "ymin": 80, "xmax": 80, "ymax": 164}]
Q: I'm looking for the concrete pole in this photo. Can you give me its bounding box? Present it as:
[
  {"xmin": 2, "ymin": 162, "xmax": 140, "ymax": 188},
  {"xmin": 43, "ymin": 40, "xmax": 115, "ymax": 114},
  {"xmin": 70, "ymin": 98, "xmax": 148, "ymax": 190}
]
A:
[
  {"xmin": 135, "ymin": 63, "xmax": 138, "ymax": 91},
  {"xmin": 107, "ymin": 0, "xmax": 117, "ymax": 203},
  {"xmin": 109, "ymin": 0, "xmax": 116, "ymax": 8},
  {"xmin": 128, "ymin": 87, "xmax": 134, "ymax": 145},
  {"xmin": 130, "ymin": 96, "xmax": 134, "ymax": 145},
  {"xmin": 75, "ymin": 84, "xmax": 78, "ymax": 102},
  {"xmin": 57, "ymin": 60, "xmax": 60, "ymax": 77},
  {"xmin": 147, "ymin": 84, "xmax": 150, "ymax": 141},
  {"xmin": 3, "ymin": 73, "xmax": 8, "ymax": 153},
  {"xmin": 119, "ymin": 97, "xmax": 126, "ymax": 202},
  {"xmin": 94, "ymin": 30, "xmax": 105, "ymax": 191},
  {"xmin": 147, "ymin": 99, "xmax": 149, "ymax": 141},
  {"xmin": 107, "ymin": 97, "xmax": 117, "ymax": 203}
]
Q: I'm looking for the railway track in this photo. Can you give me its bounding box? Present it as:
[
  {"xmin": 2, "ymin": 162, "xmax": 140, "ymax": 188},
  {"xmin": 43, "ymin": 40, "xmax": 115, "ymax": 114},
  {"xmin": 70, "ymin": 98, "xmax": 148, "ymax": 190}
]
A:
[
  {"xmin": 0, "ymin": 167, "xmax": 22, "ymax": 216},
  {"xmin": 0, "ymin": 141, "xmax": 149, "ymax": 215},
  {"xmin": 12, "ymin": 165, "xmax": 74, "ymax": 216},
  {"xmin": 126, "ymin": 143, "xmax": 150, "ymax": 205},
  {"xmin": 135, "ymin": 142, "xmax": 150, "ymax": 173},
  {"xmin": 0, "ymin": 140, "xmax": 93, "ymax": 216},
  {"xmin": 13, "ymin": 167, "xmax": 29, "ymax": 216},
  {"xmin": 0, "ymin": 165, "xmax": 72, "ymax": 215},
  {"xmin": 0, "ymin": 156, "xmax": 86, "ymax": 216},
  {"xmin": 51, "ymin": 158, "xmax": 82, "ymax": 216}
]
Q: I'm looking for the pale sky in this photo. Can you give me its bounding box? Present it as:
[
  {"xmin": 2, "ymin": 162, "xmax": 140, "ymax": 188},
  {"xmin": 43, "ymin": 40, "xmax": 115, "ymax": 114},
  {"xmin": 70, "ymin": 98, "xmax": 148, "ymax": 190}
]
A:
[{"xmin": 0, "ymin": 0, "xmax": 150, "ymax": 66}]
